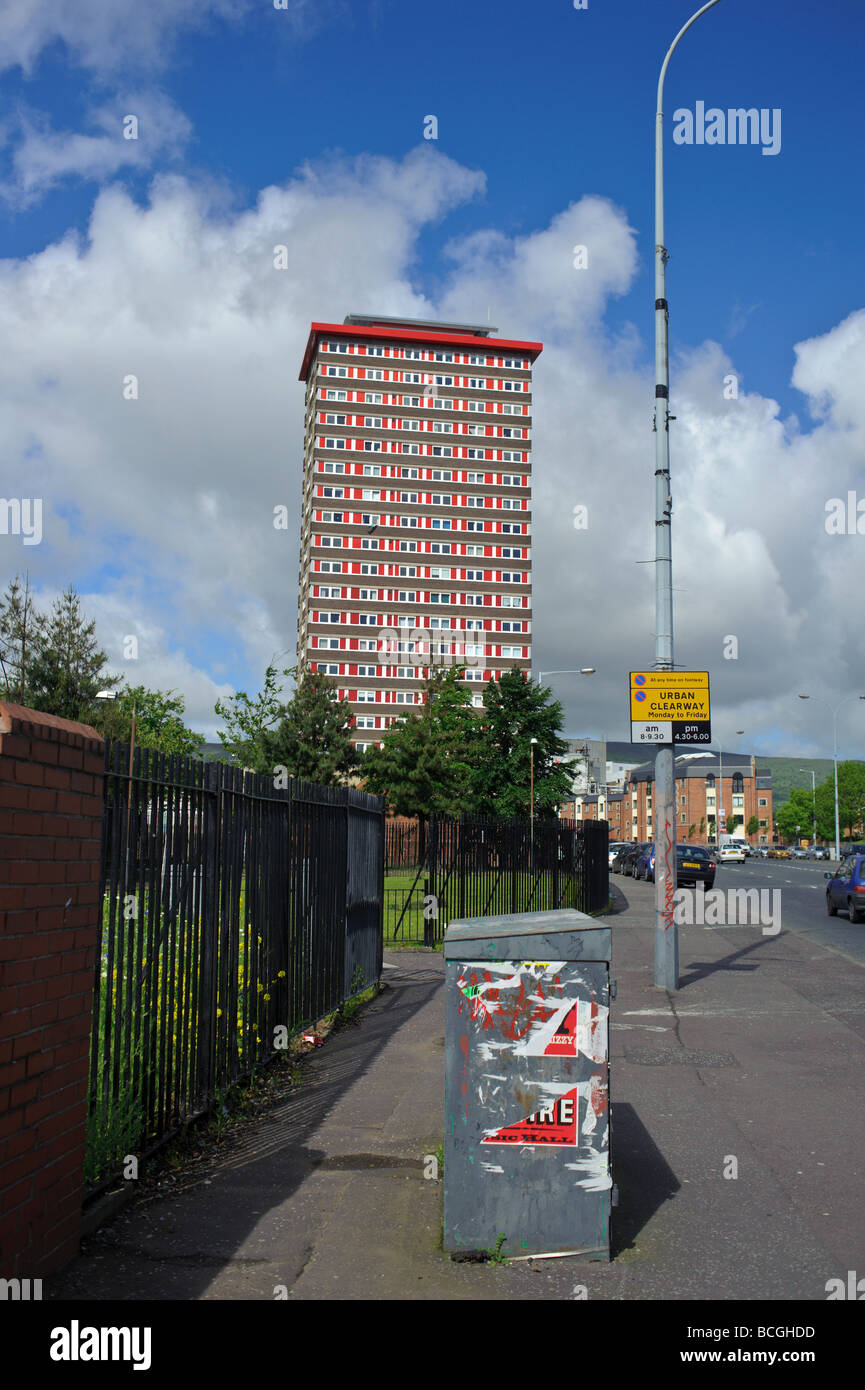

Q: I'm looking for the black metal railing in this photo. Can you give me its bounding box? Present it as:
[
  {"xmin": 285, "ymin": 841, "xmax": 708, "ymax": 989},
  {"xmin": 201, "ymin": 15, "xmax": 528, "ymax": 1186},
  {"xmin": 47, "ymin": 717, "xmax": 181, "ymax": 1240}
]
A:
[
  {"xmin": 87, "ymin": 743, "xmax": 384, "ymax": 1193},
  {"xmin": 383, "ymin": 815, "xmax": 609, "ymax": 945},
  {"xmin": 384, "ymin": 819, "xmax": 427, "ymax": 870}
]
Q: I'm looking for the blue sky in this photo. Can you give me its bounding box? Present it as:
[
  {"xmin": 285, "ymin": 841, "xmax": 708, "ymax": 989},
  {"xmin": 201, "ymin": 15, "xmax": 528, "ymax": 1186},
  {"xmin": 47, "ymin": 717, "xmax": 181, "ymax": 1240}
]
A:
[{"xmin": 1, "ymin": 0, "xmax": 864, "ymax": 757}]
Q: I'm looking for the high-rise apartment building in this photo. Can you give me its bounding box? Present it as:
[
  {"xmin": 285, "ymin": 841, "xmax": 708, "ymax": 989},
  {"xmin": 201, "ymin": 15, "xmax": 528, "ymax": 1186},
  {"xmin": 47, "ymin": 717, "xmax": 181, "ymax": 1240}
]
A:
[{"xmin": 297, "ymin": 314, "xmax": 543, "ymax": 750}]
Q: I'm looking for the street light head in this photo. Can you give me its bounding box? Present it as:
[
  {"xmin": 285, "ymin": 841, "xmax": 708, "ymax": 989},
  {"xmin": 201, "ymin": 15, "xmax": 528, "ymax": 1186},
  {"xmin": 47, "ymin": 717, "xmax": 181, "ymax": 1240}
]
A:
[
  {"xmin": 580, "ymin": 668, "xmax": 596, "ymax": 675},
  {"xmin": 798, "ymin": 694, "xmax": 810, "ymax": 700},
  {"xmin": 530, "ymin": 737, "xmax": 538, "ymax": 745},
  {"xmin": 95, "ymin": 691, "xmax": 117, "ymax": 701}
]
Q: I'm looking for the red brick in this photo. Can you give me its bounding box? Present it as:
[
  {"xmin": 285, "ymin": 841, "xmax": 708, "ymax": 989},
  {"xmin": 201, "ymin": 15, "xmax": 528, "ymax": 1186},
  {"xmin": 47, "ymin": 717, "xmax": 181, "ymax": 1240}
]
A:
[
  {"xmin": 33, "ymin": 862, "xmax": 67, "ymax": 883},
  {"xmin": 0, "ymin": 732, "xmax": 31, "ymax": 759},
  {"xmin": 25, "ymin": 1047, "xmax": 53, "ymax": 1076},
  {"xmin": 52, "ymin": 1042, "xmax": 89, "ymax": 1068},
  {"xmin": 12, "ymin": 761, "xmax": 44, "ymax": 788},
  {"xmin": 57, "ymin": 746, "xmax": 84, "ymax": 771},
  {"xmin": 37, "ymin": 1106, "xmax": 86, "ymax": 1147},
  {"xmin": 61, "ymin": 971, "xmax": 95, "ymax": 998},
  {"xmin": 1, "ymin": 1177, "xmax": 33, "ymax": 1212},
  {"xmin": 31, "ymin": 1004, "xmax": 61, "ymax": 1033},
  {"xmin": 44, "ymin": 977, "xmax": 76, "ymax": 1003},
  {"xmin": 0, "ymin": 938, "xmax": 22, "ymax": 963},
  {"xmin": 0, "ymin": 1111, "xmax": 24, "ymax": 1140},
  {"xmin": 22, "ymin": 883, "xmax": 67, "ymax": 908},
  {"xmin": 41, "ymin": 1061, "xmax": 90, "ymax": 1099},
  {"xmin": 9, "ymin": 1078, "xmax": 40, "ymax": 1107},
  {"xmin": 0, "ymin": 884, "xmax": 25, "ymax": 910},
  {"xmin": 6, "ymin": 863, "xmax": 42, "ymax": 884},
  {"xmin": 49, "ymin": 1135, "xmax": 84, "ymax": 1165},
  {"xmin": 11, "ymin": 810, "xmax": 46, "ymax": 835},
  {"xmin": 0, "ymin": 1059, "xmax": 27, "ymax": 1088},
  {"xmin": 32, "ymin": 956, "xmax": 62, "ymax": 981},
  {"xmin": 12, "ymin": 1032, "xmax": 41, "ymax": 1059},
  {"xmin": 1, "ymin": 960, "xmax": 32, "ymax": 986},
  {"xmin": 37, "ymin": 814, "xmax": 69, "ymax": 838},
  {"xmin": 54, "ymin": 794, "xmax": 81, "ymax": 817},
  {"xmin": 0, "ymin": 1156, "xmax": 32, "ymax": 1191},
  {"xmin": 5, "ymin": 1130, "xmax": 35, "ymax": 1162},
  {"xmin": 36, "ymin": 1167, "xmax": 81, "ymax": 1206},
  {"xmin": 23, "ymin": 1098, "xmax": 53, "ymax": 1126},
  {"xmin": 0, "ymin": 784, "xmax": 30, "ymax": 809},
  {"xmin": 0, "ymin": 985, "xmax": 18, "ymax": 1012},
  {"xmin": 42, "ymin": 767, "xmax": 72, "ymax": 791}
]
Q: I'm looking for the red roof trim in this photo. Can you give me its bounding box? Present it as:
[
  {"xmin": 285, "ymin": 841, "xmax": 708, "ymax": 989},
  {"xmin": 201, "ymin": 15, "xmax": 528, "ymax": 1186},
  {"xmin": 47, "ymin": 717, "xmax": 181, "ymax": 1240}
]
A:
[{"xmin": 299, "ymin": 321, "xmax": 543, "ymax": 381}]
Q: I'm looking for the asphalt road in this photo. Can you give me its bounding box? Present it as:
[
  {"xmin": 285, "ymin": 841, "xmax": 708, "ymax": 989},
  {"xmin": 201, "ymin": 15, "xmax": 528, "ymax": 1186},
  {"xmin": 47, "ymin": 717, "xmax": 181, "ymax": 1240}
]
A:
[{"xmin": 615, "ymin": 857, "xmax": 865, "ymax": 969}]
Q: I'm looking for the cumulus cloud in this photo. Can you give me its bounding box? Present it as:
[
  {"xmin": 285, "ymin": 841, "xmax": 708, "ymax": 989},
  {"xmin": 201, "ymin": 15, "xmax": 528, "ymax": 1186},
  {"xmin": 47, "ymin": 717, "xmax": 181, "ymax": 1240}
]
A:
[
  {"xmin": 1, "ymin": 91, "xmax": 192, "ymax": 204},
  {"xmin": 1, "ymin": 145, "xmax": 862, "ymax": 750},
  {"xmin": 0, "ymin": 0, "xmax": 255, "ymax": 76}
]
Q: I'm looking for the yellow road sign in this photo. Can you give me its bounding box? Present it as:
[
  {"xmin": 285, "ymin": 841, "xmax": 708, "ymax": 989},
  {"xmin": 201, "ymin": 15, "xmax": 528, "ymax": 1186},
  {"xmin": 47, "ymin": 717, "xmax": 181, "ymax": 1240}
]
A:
[{"xmin": 629, "ymin": 671, "xmax": 711, "ymax": 745}]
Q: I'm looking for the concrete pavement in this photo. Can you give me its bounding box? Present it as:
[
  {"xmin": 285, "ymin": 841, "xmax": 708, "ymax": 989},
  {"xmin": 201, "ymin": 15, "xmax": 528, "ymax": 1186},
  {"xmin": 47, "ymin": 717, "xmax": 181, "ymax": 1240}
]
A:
[{"xmin": 48, "ymin": 881, "xmax": 865, "ymax": 1301}]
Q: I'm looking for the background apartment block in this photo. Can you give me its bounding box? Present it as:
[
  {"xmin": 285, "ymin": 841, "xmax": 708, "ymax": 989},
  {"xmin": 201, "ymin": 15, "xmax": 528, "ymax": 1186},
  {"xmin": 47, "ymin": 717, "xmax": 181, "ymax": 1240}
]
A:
[
  {"xmin": 625, "ymin": 752, "xmax": 774, "ymax": 845},
  {"xmin": 297, "ymin": 314, "xmax": 543, "ymax": 749}
]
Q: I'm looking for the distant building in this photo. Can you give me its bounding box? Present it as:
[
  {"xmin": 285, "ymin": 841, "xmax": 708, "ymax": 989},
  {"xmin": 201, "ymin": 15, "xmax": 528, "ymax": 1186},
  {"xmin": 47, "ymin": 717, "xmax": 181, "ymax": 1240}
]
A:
[
  {"xmin": 624, "ymin": 751, "xmax": 773, "ymax": 844},
  {"xmin": 296, "ymin": 313, "xmax": 542, "ymax": 752}
]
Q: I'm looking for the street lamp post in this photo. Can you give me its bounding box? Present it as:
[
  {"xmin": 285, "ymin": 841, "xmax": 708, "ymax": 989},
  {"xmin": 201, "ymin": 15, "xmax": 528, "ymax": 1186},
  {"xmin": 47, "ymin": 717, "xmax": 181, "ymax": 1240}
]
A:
[
  {"xmin": 534, "ymin": 668, "xmax": 596, "ymax": 685},
  {"xmin": 652, "ymin": 0, "xmax": 725, "ymax": 992},
  {"xmin": 799, "ymin": 768, "xmax": 817, "ymax": 848},
  {"xmin": 798, "ymin": 695, "xmax": 865, "ymax": 861}
]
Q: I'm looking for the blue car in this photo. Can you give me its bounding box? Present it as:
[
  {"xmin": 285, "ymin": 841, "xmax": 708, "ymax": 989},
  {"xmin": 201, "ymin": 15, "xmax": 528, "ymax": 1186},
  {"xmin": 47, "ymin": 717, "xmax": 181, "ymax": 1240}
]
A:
[{"xmin": 825, "ymin": 855, "xmax": 865, "ymax": 922}]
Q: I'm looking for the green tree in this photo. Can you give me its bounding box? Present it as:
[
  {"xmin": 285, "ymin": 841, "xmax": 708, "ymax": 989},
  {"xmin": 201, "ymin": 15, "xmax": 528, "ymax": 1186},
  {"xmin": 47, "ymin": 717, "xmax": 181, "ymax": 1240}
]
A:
[
  {"xmin": 214, "ymin": 662, "xmax": 292, "ymax": 773},
  {"xmin": 0, "ymin": 573, "xmax": 44, "ymax": 704},
  {"xmin": 363, "ymin": 668, "xmax": 481, "ymax": 817},
  {"xmin": 471, "ymin": 669, "xmax": 576, "ymax": 818},
  {"xmin": 90, "ymin": 685, "xmax": 205, "ymax": 755},
  {"xmin": 814, "ymin": 762, "xmax": 865, "ymax": 842},
  {"xmin": 26, "ymin": 586, "xmax": 119, "ymax": 720},
  {"xmin": 775, "ymin": 788, "xmax": 816, "ymax": 842},
  {"xmin": 265, "ymin": 668, "xmax": 361, "ymax": 785},
  {"xmin": 746, "ymin": 815, "xmax": 761, "ymax": 839}
]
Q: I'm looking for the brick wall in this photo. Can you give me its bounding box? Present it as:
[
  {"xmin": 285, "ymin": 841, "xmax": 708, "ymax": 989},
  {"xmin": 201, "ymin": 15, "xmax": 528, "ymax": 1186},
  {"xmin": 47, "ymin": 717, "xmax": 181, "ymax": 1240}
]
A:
[{"xmin": 0, "ymin": 702, "xmax": 104, "ymax": 1277}]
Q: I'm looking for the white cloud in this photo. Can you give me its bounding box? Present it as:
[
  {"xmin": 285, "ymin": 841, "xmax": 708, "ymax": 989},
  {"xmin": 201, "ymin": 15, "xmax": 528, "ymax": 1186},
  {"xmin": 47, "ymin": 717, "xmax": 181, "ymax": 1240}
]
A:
[
  {"xmin": 1, "ymin": 146, "xmax": 862, "ymax": 752},
  {"xmin": 0, "ymin": 0, "xmax": 255, "ymax": 76},
  {"xmin": 2, "ymin": 91, "xmax": 192, "ymax": 205}
]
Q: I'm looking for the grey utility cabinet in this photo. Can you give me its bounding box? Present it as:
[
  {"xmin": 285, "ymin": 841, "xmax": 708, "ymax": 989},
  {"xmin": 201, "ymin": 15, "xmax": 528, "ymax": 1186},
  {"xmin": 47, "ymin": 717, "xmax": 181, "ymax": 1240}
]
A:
[{"xmin": 443, "ymin": 909, "xmax": 612, "ymax": 1260}]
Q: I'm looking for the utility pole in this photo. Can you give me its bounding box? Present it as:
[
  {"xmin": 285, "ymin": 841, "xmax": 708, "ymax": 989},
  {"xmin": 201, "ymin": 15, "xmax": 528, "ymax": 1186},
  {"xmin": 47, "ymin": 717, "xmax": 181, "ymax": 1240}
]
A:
[{"xmin": 653, "ymin": 0, "xmax": 724, "ymax": 991}]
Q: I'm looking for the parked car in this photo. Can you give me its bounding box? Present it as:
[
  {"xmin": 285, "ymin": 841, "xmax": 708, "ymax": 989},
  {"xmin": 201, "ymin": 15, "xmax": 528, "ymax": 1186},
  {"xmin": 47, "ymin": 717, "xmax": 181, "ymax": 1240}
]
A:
[
  {"xmin": 790, "ymin": 846, "xmax": 807, "ymax": 859},
  {"xmin": 719, "ymin": 844, "xmax": 745, "ymax": 863},
  {"xmin": 768, "ymin": 845, "xmax": 791, "ymax": 859},
  {"xmin": 619, "ymin": 842, "xmax": 650, "ymax": 877},
  {"xmin": 629, "ymin": 843, "xmax": 716, "ymax": 888},
  {"xmin": 806, "ymin": 846, "xmax": 830, "ymax": 860},
  {"xmin": 676, "ymin": 843, "xmax": 716, "ymax": 888},
  {"xmin": 825, "ymin": 855, "xmax": 865, "ymax": 922},
  {"xmin": 607, "ymin": 841, "xmax": 632, "ymax": 868},
  {"xmin": 611, "ymin": 843, "xmax": 638, "ymax": 874},
  {"xmin": 633, "ymin": 844, "xmax": 655, "ymax": 881}
]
